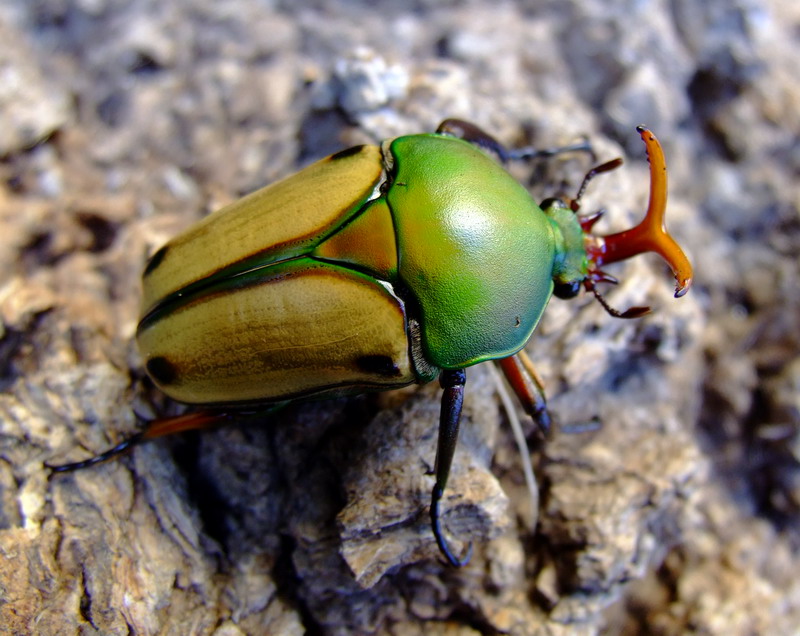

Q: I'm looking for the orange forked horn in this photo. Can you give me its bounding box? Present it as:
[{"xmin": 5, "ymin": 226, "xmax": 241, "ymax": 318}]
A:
[{"xmin": 588, "ymin": 127, "xmax": 693, "ymax": 298}]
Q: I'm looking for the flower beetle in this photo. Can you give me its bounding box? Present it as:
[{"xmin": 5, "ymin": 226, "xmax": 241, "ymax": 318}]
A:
[{"xmin": 50, "ymin": 120, "xmax": 692, "ymax": 567}]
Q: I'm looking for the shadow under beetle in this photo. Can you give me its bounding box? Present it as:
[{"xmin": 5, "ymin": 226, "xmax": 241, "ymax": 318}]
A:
[{"xmin": 49, "ymin": 119, "xmax": 693, "ymax": 567}]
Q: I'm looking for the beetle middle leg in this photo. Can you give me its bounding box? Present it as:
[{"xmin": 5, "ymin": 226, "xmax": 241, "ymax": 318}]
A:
[
  {"xmin": 497, "ymin": 351, "xmax": 551, "ymax": 438},
  {"xmin": 430, "ymin": 367, "xmax": 473, "ymax": 567}
]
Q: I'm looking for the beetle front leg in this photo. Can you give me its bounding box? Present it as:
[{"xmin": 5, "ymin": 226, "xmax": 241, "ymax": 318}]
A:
[
  {"xmin": 497, "ymin": 351, "xmax": 551, "ymax": 438},
  {"xmin": 430, "ymin": 368, "xmax": 473, "ymax": 567}
]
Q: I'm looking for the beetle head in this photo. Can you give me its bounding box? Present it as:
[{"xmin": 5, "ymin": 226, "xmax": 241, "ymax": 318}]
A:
[
  {"xmin": 541, "ymin": 197, "xmax": 591, "ymax": 297},
  {"xmin": 545, "ymin": 127, "xmax": 693, "ymax": 318}
]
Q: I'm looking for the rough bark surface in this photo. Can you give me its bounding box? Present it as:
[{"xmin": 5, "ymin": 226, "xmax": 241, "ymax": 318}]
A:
[{"xmin": 1, "ymin": 1, "xmax": 798, "ymax": 634}]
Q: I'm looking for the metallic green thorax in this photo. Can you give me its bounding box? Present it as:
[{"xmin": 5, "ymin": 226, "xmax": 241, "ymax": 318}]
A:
[{"xmin": 384, "ymin": 135, "xmax": 558, "ymax": 369}]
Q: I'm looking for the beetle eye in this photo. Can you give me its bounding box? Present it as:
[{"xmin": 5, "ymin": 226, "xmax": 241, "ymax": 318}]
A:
[
  {"xmin": 540, "ymin": 197, "xmax": 568, "ymax": 212},
  {"xmin": 553, "ymin": 280, "xmax": 581, "ymax": 299}
]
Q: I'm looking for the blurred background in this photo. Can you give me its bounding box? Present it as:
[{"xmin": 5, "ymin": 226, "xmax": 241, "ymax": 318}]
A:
[{"xmin": 0, "ymin": 0, "xmax": 798, "ymax": 634}]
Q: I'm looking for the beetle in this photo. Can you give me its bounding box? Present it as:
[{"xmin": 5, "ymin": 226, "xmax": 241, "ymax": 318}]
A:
[{"xmin": 49, "ymin": 119, "xmax": 693, "ymax": 567}]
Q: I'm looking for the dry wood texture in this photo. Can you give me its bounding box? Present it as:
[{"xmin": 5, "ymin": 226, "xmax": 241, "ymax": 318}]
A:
[{"xmin": 1, "ymin": 1, "xmax": 798, "ymax": 634}]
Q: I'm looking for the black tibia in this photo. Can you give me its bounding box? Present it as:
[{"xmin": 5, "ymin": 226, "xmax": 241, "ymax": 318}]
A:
[{"xmin": 430, "ymin": 368, "xmax": 473, "ymax": 567}]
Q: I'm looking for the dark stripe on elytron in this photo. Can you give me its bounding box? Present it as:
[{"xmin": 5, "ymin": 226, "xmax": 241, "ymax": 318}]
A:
[
  {"xmin": 141, "ymin": 245, "xmax": 311, "ymax": 322},
  {"xmin": 143, "ymin": 244, "xmax": 168, "ymax": 276},
  {"xmin": 355, "ymin": 354, "xmax": 403, "ymax": 377},
  {"xmin": 138, "ymin": 256, "xmax": 304, "ymax": 334},
  {"xmin": 140, "ymin": 223, "xmax": 370, "ymax": 324},
  {"xmin": 139, "ymin": 165, "xmax": 383, "ymax": 318},
  {"xmin": 329, "ymin": 145, "xmax": 366, "ymax": 161},
  {"xmin": 136, "ymin": 257, "xmax": 396, "ymax": 335},
  {"xmin": 138, "ymin": 200, "xmax": 391, "ymax": 330}
]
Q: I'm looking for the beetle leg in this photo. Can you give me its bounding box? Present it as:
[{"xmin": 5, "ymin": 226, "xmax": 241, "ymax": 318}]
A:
[
  {"xmin": 497, "ymin": 351, "xmax": 551, "ymax": 438},
  {"xmin": 430, "ymin": 368, "xmax": 473, "ymax": 567},
  {"xmin": 46, "ymin": 410, "xmax": 231, "ymax": 473},
  {"xmin": 505, "ymin": 138, "xmax": 595, "ymax": 163},
  {"xmin": 436, "ymin": 119, "xmax": 512, "ymax": 162},
  {"xmin": 437, "ymin": 118, "xmax": 594, "ymax": 165}
]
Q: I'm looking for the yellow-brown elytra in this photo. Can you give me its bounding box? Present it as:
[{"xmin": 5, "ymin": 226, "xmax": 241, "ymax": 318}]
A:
[{"xmin": 49, "ymin": 120, "xmax": 692, "ymax": 567}]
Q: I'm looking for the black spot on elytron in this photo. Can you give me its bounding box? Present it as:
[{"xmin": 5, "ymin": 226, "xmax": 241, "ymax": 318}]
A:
[
  {"xmin": 143, "ymin": 245, "xmax": 169, "ymax": 276},
  {"xmin": 329, "ymin": 145, "xmax": 365, "ymax": 161},
  {"xmin": 356, "ymin": 354, "xmax": 401, "ymax": 377},
  {"xmin": 146, "ymin": 356, "xmax": 177, "ymax": 385}
]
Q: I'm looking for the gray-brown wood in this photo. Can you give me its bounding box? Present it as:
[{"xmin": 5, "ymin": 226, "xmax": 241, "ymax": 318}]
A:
[{"xmin": 1, "ymin": 1, "xmax": 798, "ymax": 634}]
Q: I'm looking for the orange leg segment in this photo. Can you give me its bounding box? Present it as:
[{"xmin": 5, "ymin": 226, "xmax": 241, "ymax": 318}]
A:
[
  {"xmin": 47, "ymin": 409, "xmax": 233, "ymax": 474},
  {"xmin": 497, "ymin": 351, "xmax": 551, "ymax": 437}
]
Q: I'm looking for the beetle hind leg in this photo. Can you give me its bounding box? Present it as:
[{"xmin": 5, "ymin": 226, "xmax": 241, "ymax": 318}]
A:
[
  {"xmin": 430, "ymin": 368, "xmax": 473, "ymax": 567},
  {"xmin": 46, "ymin": 432, "xmax": 146, "ymax": 473},
  {"xmin": 46, "ymin": 410, "xmax": 232, "ymax": 474}
]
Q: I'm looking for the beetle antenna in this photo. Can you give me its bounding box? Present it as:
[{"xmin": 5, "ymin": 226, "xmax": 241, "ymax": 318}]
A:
[{"xmin": 585, "ymin": 280, "xmax": 651, "ymax": 319}]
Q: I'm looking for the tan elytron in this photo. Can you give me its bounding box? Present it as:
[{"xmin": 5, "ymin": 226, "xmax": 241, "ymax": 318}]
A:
[
  {"xmin": 141, "ymin": 145, "xmax": 385, "ymax": 315},
  {"xmin": 137, "ymin": 261, "xmax": 414, "ymax": 404}
]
